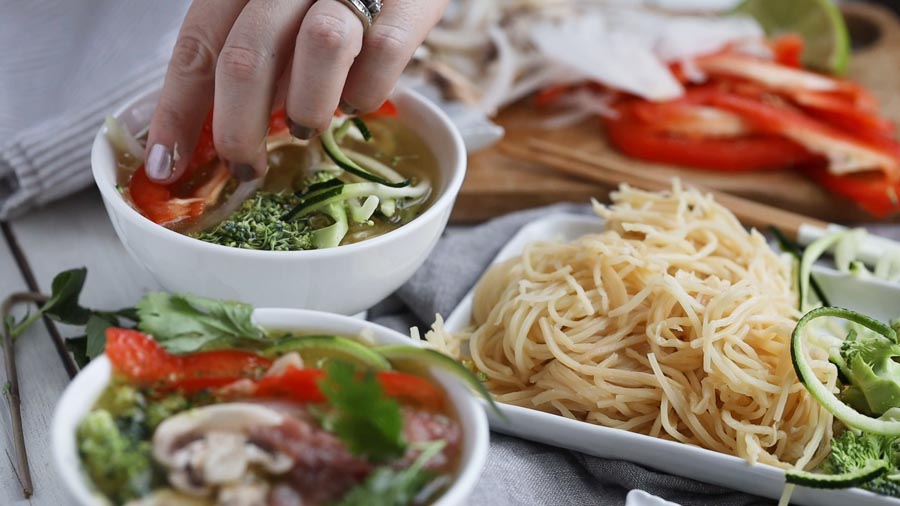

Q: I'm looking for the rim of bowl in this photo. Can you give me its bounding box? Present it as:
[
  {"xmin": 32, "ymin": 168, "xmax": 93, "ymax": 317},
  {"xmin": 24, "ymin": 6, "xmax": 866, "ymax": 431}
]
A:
[
  {"xmin": 90, "ymin": 87, "xmax": 467, "ymax": 259},
  {"xmin": 52, "ymin": 308, "xmax": 489, "ymax": 506}
]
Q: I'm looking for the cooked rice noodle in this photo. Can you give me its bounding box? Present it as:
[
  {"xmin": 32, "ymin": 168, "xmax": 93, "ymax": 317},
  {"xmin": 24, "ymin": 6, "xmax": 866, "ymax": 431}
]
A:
[{"xmin": 426, "ymin": 183, "xmax": 836, "ymax": 469}]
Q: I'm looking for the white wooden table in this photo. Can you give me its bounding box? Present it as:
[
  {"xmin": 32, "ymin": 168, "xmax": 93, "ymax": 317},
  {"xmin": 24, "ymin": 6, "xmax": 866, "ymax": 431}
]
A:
[{"xmin": 1, "ymin": 188, "xmax": 164, "ymax": 505}]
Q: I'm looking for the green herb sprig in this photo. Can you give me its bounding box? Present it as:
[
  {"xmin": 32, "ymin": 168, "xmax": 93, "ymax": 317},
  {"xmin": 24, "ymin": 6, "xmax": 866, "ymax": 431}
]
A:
[
  {"xmin": 338, "ymin": 440, "xmax": 447, "ymax": 506},
  {"xmin": 318, "ymin": 361, "xmax": 406, "ymax": 462}
]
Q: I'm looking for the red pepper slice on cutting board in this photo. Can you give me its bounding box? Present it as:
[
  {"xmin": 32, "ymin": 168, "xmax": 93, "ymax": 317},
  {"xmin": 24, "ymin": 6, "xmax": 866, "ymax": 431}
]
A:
[
  {"xmin": 705, "ymin": 91, "xmax": 900, "ymax": 182},
  {"xmin": 804, "ymin": 165, "xmax": 900, "ymax": 218},
  {"xmin": 604, "ymin": 102, "xmax": 818, "ymax": 171}
]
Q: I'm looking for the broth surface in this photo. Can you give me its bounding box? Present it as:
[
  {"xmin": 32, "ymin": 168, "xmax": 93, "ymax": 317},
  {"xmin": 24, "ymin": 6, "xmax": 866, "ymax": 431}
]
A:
[{"xmin": 115, "ymin": 115, "xmax": 440, "ymax": 250}]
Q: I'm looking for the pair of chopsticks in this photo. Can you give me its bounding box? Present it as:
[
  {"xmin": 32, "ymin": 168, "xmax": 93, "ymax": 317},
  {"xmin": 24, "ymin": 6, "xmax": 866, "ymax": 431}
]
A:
[{"xmin": 501, "ymin": 137, "xmax": 899, "ymax": 264}]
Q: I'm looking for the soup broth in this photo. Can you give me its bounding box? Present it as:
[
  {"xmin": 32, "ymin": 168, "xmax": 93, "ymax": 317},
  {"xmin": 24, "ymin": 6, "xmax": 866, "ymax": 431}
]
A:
[
  {"xmin": 112, "ymin": 108, "xmax": 440, "ymax": 251},
  {"xmin": 77, "ymin": 325, "xmax": 463, "ymax": 505}
]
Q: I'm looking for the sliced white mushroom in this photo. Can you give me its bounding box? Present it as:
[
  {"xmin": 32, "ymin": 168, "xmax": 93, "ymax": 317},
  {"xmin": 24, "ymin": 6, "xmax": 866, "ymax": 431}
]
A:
[{"xmin": 153, "ymin": 403, "xmax": 294, "ymax": 496}]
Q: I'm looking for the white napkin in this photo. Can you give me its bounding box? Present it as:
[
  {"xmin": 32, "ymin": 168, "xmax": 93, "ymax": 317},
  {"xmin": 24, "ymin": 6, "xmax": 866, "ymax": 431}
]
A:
[{"xmin": 0, "ymin": 0, "xmax": 189, "ymax": 219}]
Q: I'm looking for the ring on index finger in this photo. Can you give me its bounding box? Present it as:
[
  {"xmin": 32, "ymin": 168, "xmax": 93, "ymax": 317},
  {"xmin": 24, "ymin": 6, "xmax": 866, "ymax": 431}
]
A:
[{"xmin": 333, "ymin": 0, "xmax": 382, "ymax": 31}]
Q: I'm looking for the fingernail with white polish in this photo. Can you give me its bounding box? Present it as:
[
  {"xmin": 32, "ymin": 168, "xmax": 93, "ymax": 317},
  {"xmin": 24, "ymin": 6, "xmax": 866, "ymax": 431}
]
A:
[{"xmin": 146, "ymin": 144, "xmax": 173, "ymax": 180}]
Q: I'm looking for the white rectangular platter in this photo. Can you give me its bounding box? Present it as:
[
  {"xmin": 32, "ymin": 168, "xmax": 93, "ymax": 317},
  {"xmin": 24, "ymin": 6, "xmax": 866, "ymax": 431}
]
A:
[{"xmin": 444, "ymin": 213, "xmax": 900, "ymax": 506}]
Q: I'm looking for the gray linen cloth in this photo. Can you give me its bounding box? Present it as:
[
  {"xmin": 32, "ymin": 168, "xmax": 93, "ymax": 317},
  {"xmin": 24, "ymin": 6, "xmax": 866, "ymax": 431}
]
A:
[
  {"xmin": 369, "ymin": 204, "xmax": 774, "ymax": 506},
  {"xmin": 0, "ymin": 0, "xmax": 191, "ymax": 219}
]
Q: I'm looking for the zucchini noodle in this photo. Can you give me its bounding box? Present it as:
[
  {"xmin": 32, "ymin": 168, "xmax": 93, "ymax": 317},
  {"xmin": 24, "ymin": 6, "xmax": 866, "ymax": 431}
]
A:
[
  {"xmin": 829, "ymin": 228, "xmax": 900, "ymax": 282},
  {"xmin": 428, "ymin": 182, "xmax": 837, "ymax": 469}
]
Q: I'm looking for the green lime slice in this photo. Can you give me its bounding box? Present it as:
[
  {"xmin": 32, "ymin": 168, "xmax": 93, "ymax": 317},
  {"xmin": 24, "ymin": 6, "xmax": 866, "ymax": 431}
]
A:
[
  {"xmin": 263, "ymin": 335, "xmax": 391, "ymax": 371},
  {"xmin": 734, "ymin": 0, "xmax": 850, "ymax": 75}
]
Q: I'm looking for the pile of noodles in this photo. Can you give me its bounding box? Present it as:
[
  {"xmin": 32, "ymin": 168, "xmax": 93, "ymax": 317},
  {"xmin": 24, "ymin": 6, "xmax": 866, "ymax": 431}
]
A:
[{"xmin": 425, "ymin": 183, "xmax": 837, "ymax": 469}]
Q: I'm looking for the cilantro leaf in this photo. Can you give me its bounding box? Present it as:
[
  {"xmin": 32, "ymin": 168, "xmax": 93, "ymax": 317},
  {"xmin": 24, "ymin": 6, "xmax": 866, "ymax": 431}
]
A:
[
  {"xmin": 135, "ymin": 293, "xmax": 265, "ymax": 353},
  {"xmin": 318, "ymin": 361, "xmax": 406, "ymax": 462},
  {"xmin": 7, "ymin": 268, "xmax": 93, "ymax": 339},
  {"xmin": 42, "ymin": 267, "xmax": 92, "ymax": 324},
  {"xmin": 338, "ymin": 441, "xmax": 446, "ymax": 506},
  {"xmin": 85, "ymin": 314, "xmax": 117, "ymax": 359}
]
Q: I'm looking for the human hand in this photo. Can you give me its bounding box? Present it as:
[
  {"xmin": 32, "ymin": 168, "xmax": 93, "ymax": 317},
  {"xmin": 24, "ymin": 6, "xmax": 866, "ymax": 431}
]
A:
[{"xmin": 144, "ymin": 0, "xmax": 449, "ymax": 183}]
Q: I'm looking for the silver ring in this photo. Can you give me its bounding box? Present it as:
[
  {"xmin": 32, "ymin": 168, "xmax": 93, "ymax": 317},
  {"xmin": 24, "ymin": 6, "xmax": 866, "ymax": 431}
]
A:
[
  {"xmin": 365, "ymin": 0, "xmax": 383, "ymax": 19},
  {"xmin": 334, "ymin": 0, "xmax": 375, "ymax": 31}
]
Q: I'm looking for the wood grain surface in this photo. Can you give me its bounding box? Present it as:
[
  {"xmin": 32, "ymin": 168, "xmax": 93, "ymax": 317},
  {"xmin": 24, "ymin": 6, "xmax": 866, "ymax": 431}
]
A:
[{"xmin": 451, "ymin": 2, "xmax": 900, "ymax": 224}]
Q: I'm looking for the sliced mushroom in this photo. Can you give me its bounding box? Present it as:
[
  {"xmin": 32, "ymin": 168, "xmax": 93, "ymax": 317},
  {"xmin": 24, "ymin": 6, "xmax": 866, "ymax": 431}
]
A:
[{"xmin": 153, "ymin": 403, "xmax": 294, "ymax": 497}]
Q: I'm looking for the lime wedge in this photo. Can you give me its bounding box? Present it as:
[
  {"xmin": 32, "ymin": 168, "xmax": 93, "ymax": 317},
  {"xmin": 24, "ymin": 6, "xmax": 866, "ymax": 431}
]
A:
[
  {"xmin": 734, "ymin": 0, "xmax": 850, "ymax": 75},
  {"xmin": 263, "ymin": 335, "xmax": 391, "ymax": 371}
]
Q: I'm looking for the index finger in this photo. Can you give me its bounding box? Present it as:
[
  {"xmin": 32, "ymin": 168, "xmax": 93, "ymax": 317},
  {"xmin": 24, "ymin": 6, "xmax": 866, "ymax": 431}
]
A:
[{"xmin": 145, "ymin": 0, "xmax": 248, "ymax": 183}]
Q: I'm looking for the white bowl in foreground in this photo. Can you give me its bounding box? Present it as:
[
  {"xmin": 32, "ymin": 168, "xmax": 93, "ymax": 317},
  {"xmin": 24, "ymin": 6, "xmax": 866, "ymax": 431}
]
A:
[
  {"xmin": 52, "ymin": 308, "xmax": 489, "ymax": 506},
  {"xmin": 91, "ymin": 88, "xmax": 467, "ymax": 315}
]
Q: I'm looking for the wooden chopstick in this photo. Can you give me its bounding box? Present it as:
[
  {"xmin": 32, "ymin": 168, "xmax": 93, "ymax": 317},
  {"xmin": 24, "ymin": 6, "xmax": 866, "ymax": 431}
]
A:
[{"xmin": 500, "ymin": 137, "xmax": 829, "ymax": 241}]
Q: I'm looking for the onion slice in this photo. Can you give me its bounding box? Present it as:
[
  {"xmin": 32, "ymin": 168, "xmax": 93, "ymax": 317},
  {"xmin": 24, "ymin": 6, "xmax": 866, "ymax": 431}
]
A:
[{"xmin": 183, "ymin": 178, "xmax": 263, "ymax": 235}]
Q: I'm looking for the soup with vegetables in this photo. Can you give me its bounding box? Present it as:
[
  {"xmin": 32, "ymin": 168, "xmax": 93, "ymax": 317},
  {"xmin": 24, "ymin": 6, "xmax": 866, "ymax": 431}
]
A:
[
  {"xmin": 76, "ymin": 293, "xmax": 482, "ymax": 506},
  {"xmin": 107, "ymin": 102, "xmax": 439, "ymax": 251}
]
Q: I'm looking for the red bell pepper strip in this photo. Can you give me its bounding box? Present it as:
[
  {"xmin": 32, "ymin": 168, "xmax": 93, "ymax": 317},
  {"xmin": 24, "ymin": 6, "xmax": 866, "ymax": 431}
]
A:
[
  {"xmin": 253, "ymin": 367, "xmax": 328, "ymax": 403},
  {"xmin": 128, "ymin": 108, "xmax": 295, "ymax": 226},
  {"xmin": 105, "ymin": 328, "xmax": 271, "ymax": 387},
  {"xmin": 128, "ymin": 111, "xmax": 220, "ymax": 226},
  {"xmin": 376, "ymin": 371, "xmax": 445, "ymax": 411},
  {"xmin": 248, "ymin": 367, "xmax": 444, "ymax": 410},
  {"xmin": 367, "ymin": 100, "xmax": 398, "ymax": 118},
  {"xmin": 705, "ymin": 91, "xmax": 900, "ymax": 181},
  {"xmin": 789, "ymin": 89, "xmax": 896, "ymax": 138},
  {"xmin": 630, "ymin": 101, "xmax": 751, "ymax": 139},
  {"xmin": 106, "ymin": 328, "xmax": 179, "ymax": 383},
  {"xmin": 697, "ymin": 53, "xmax": 851, "ymax": 95},
  {"xmin": 535, "ymin": 85, "xmax": 573, "ymax": 107},
  {"xmin": 105, "ymin": 328, "xmax": 446, "ymax": 408},
  {"xmin": 268, "ymin": 108, "xmax": 290, "ymax": 136},
  {"xmin": 771, "ymin": 34, "xmax": 804, "ymax": 69},
  {"xmin": 804, "ymin": 165, "xmax": 900, "ymax": 218},
  {"xmin": 190, "ymin": 111, "xmax": 219, "ymax": 171},
  {"xmin": 604, "ymin": 105, "xmax": 818, "ymax": 171},
  {"xmin": 128, "ymin": 167, "xmax": 205, "ymax": 226}
]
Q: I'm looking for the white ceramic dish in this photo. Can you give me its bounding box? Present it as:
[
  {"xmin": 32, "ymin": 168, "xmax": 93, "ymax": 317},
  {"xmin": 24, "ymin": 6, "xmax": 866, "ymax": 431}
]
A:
[
  {"xmin": 91, "ymin": 88, "xmax": 467, "ymax": 315},
  {"xmin": 444, "ymin": 213, "xmax": 900, "ymax": 506},
  {"xmin": 52, "ymin": 309, "xmax": 489, "ymax": 506}
]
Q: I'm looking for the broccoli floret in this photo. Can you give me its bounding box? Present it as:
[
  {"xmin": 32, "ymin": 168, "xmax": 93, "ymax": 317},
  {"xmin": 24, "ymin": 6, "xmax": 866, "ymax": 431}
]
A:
[
  {"xmin": 145, "ymin": 394, "xmax": 189, "ymax": 430},
  {"xmin": 194, "ymin": 192, "xmax": 315, "ymax": 251},
  {"xmin": 823, "ymin": 431, "xmax": 890, "ymax": 474},
  {"xmin": 77, "ymin": 410, "xmax": 155, "ymax": 503},
  {"xmin": 839, "ymin": 335, "xmax": 900, "ymax": 416},
  {"xmin": 820, "ymin": 430, "xmax": 900, "ymax": 497}
]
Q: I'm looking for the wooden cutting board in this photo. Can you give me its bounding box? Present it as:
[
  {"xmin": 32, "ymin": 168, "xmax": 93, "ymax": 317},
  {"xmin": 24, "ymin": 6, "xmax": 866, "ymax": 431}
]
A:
[{"xmin": 450, "ymin": 2, "xmax": 900, "ymax": 224}]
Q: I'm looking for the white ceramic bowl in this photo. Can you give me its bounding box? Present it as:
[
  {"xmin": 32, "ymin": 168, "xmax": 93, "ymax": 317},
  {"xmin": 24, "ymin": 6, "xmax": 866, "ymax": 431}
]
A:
[
  {"xmin": 52, "ymin": 308, "xmax": 489, "ymax": 506},
  {"xmin": 91, "ymin": 88, "xmax": 466, "ymax": 315}
]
